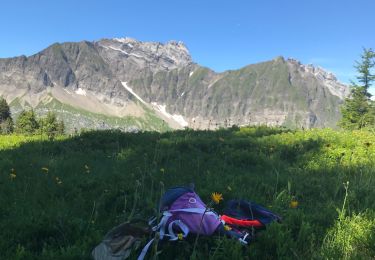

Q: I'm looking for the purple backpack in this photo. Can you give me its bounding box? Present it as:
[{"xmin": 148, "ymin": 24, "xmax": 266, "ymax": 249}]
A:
[
  {"xmin": 138, "ymin": 186, "xmax": 222, "ymax": 259},
  {"xmin": 154, "ymin": 186, "xmax": 221, "ymax": 239}
]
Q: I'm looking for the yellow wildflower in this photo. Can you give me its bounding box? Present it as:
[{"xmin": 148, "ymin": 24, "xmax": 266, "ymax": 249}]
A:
[
  {"xmin": 55, "ymin": 177, "xmax": 62, "ymax": 185},
  {"xmin": 290, "ymin": 199, "xmax": 299, "ymax": 209},
  {"xmin": 211, "ymin": 192, "xmax": 223, "ymax": 204},
  {"xmin": 9, "ymin": 168, "xmax": 16, "ymax": 179},
  {"xmin": 224, "ymin": 225, "xmax": 232, "ymax": 231},
  {"xmin": 177, "ymin": 233, "xmax": 183, "ymax": 240}
]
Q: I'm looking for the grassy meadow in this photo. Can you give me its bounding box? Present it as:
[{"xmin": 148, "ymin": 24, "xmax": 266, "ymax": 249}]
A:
[{"xmin": 0, "ymin": 127, "xmax": 374, "ymax": 259}]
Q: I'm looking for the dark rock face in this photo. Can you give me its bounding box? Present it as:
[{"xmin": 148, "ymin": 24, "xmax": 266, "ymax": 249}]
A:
[
  {"xmin": 30, "ymin": 43, "xmax": 75, "ymax": 87},
  {"xmin": 0, "ymin": 55, "xmax": 53, "ymax": 93},
  {"xmin": 0, "ymin": 38, "xmax": 349, "ymax": 129}
]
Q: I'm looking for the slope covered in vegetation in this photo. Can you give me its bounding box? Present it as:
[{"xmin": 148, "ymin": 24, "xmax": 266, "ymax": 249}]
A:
[{"xmin": 0, "ymin": 127, "xmax": 374, "ymax": 259}]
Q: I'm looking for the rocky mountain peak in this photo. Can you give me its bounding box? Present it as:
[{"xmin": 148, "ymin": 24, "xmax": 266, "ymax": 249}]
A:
[
  {"xmin": 286, "ymin": 58, "xmax": 349, "ymax": 100},
  {"xmin": 273, "ymin": 56, "xmax": 285, "ymax": 63},
  {"xmin": 96, "ymin": 37, "xmax": 192, "ymax": 72},
  {"xmin": 113, "ymin": 37, "xmax": 138, "ymax": 44}
]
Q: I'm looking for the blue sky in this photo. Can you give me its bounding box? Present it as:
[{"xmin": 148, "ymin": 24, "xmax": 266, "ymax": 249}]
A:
[{"xmin": 1, "ymin": 0, "xmax": 374, "ymax": 93}]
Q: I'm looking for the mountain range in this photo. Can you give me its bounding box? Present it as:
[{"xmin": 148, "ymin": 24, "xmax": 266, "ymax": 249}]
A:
[{"xmin": 0, "ymin": 37, "xmax": 349, "ymax": 131}]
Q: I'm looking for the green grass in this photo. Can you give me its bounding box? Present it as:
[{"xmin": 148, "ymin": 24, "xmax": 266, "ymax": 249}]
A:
[{"xmin": 0, "ymin": 127, "xmax": 374, "ymax": 259}]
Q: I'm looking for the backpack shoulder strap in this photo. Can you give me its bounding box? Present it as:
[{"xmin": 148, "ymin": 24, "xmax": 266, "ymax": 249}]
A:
[{"xmin": 137, "ymin": 238, "xmax": 154, "ymax": 260}]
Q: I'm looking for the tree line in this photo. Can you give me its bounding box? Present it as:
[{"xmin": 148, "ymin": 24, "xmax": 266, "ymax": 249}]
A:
[{"xmin": 0, "ymin": 100, "xmax": 64, "ymax": 140}]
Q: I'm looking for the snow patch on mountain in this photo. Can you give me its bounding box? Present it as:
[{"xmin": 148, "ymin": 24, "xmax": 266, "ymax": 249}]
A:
[
  {"xmin": 151, "ymin": 102, "xmax": 188, "ymax": 127},
  {"xmin": 113, "ymin": 37, "xmax": 137, "ymax": 44},
  {"xmin": 121, "ymin": 81, "xmax": 188, "ymax": 127},
  {"xmin": 75, "ymin": 88, "xmax": 87, "ymax": 96},
  {"xmin": 105, "ymin": 45, "xmax": 143, "ymax": 58},
  {"xmin": 121, "ymin": 82, "xmax": 146, "ymax": 104},
  {"xmin": 172, "ymin": 114, "xmax": 189, "ymax": 127}
]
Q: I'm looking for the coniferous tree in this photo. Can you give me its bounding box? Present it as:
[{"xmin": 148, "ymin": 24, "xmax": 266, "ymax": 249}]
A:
[
  {"xmin": 339, "ymin": 86, "xmax": 373, "ymax": 129},
  {"xmin": 15, "ymin": 109, "xmax": 39, "ymax": 134},
  {"xmin": 57, "ymin": 120, "xmax": 65, "ymax": 135},
  {"xmin": 0, "ymin": 98, "xmax": 14, "ymax": 134},
  {"xmin": 355, "ymin": 48, "xmax": 375, "ymax": 93},
  {"xmin": 39, "ymin": 112, "xmax": 65, "ymax": 139},
  {"xmin": 42, "ymin": 112, "xmax": 59, "ymax": 140},
  {"xmin": 339, "ymin": 48, "xmax": 375, "ymax": 129},
  {"xmin": 0, "ymin": 98, "xmax": 11, "ymax": 123}
]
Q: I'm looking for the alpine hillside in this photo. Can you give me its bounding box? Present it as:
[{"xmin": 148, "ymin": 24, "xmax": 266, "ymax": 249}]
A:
[{"xmin": 0, "ymin": 37, "xmax": 349, "ymax": 131}]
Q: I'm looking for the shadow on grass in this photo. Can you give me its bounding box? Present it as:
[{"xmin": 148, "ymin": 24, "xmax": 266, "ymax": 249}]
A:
[{"xmin": 0, "ymin": 127, "xmax": 374, "ymax": 259}]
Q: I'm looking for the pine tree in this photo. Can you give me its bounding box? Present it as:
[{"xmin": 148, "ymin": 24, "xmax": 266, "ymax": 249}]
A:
[
  {"xmin": 0, "ymin": 98, "xmax": 14, "ymax": 134},
  {"xmin": 339, "ymin": 48, "xmax": 375, "ymax": 129},
  {"xmin": 0, "ymin": 98, "xmax": 11, "ymax": 123},
  {"xmin": 57, "ymin": 120, "xmax": 65, "ymax": 135},
  {"xmin": 15, "ymin": 110, "xmax": 39, "ymax": 134},
  {"xmin": 339, "ymin": 86, "xmax": 372, "ymax": 129},
  {"xmin": 42, "ymin": 112, "xmax": 59, "ymax": 140},
  {"xmin": 355, "ymin": 48, "xmax": 375, "ymax": 94}
]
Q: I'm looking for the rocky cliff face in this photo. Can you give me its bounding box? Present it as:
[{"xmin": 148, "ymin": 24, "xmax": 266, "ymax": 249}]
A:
[
  {"xmin": 0, "ymin": 37, "xmax": 349, "ymax": 130},
  {"xmin": 128, "ymin": 56, "xmax": 349, "ymax": 128},
  {"xmin": 96, "ymin": 37, "xmax": 192, "ymax": 80}
]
